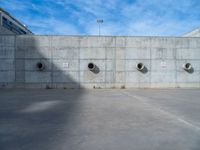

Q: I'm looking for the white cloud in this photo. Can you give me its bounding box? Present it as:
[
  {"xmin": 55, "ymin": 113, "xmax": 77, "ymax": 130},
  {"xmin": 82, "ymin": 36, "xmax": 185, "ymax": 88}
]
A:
[
  {"xmin": 1, "ymin": 0, "xmax": 200, "ymax": 36},
  {"xmin": 23, "ymin": 18, "xmax": 79, "ymax": 35}
]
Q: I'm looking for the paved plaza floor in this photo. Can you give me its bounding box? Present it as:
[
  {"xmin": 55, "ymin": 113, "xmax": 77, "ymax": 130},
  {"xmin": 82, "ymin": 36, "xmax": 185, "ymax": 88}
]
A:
[{"xmin": 0, "ymin": 89, "xmax": 200, "ymax": 150}]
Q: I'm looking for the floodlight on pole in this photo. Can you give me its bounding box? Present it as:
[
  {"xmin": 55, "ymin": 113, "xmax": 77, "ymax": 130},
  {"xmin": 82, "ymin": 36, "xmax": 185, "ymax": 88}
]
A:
[{"xmin": 97, "ymin": 19, "xmax": 103, "ymax": 36}]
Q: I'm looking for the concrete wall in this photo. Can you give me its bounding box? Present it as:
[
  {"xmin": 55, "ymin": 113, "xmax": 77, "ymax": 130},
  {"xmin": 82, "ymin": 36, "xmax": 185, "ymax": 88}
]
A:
[
  {"xmin": 0, "ymin": 26, "xmax": 15, "ymax": 35},
  {"xmin": 0, "ymin": 35, "xmax": 200, "ymax": 88},
  {"xmin": 183, "ymin": 28, "xmax": 200, "ymax": 37}
]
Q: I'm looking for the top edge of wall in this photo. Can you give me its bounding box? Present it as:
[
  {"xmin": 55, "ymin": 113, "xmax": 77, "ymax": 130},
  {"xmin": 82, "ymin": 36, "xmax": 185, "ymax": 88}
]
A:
[{"xmin": 1, "ymin": 34, "xmax": 200, "ymax": 39}]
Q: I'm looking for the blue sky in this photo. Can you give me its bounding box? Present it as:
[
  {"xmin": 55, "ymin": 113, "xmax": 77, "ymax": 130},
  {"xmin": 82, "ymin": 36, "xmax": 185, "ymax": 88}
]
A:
[{"xmin": 1, "ymin": 0, "xmax": 200, "ymax": 36}]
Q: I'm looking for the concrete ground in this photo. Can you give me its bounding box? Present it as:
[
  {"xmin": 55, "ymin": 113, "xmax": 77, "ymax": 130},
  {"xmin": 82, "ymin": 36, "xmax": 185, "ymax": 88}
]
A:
[{"xmin": 0, "ymin": 89, "xmax": 200, "ymax": 150}]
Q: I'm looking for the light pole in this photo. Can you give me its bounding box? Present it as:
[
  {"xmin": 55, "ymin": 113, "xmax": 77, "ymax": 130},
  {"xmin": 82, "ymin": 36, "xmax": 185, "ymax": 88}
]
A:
[{"xmin": 97, "ymin": 19, "xmax": 103, "ymax": 36}]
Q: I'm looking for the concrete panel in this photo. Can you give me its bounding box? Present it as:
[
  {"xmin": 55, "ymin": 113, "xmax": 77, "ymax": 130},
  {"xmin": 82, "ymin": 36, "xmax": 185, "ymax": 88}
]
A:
[
  {"xmin": 79, "ymin": 59, "xmax": 113, "ymax": 72},
  {"xmin": 149, "ymin": 38, "xmax": 200, "ymax": 49},
  {"xmin": 151, "ymin": 48, "xmax": 175, "ymax": 60},
  {"xmin": 125, "ymin": 37, "xmax": 152, "ymax": 48},
  {"xmin": 116, "ymin": 60, "xmax": 125, "ymax": 71},
  {"xmin": 80, "ymin": 59, "xmax": 114, "ymax": 71},
  {"xmin": 80, "ymin": 71, "xmax": 105, "ymax": 83},
  {"xmin": 149, "ymin": 38, "xmax": 176, "ymax": 48},
  {"xmin": 176, "ymin": 49, "xmax": 200, "ymax": 59},
  {"xmin": 151, "ymin": 60, "xmax": 176, "ymax": 71},
  {"xmin": 176, "ymin": 83, "xmax": 200, "ymax": 88},
  {"xmin": 126, "ymin": 48, "xmax": 150, "ymax": 59},
  {"xmin": 115, "ymin": 71, "xmax": 125, "ymax": 83},
  {"xmin": 22, "ymin": 83, "xmax": 50, "ymax": 88},
  {"xmin": 106, "ymin": 60, "xmax": 114, "ymax": 71},
  {"xmin": 52, "ymin": 59, "xmax": 79, "ymax": 71},
  {"xmin": 0, "ymin": 83, "xmax": 15, "ymax": 88},
  {"xmin": 176, "ymin": 60, "xmax": 200, "ymax": 71},
  {"xmin": 0, "ymin": 26, "xmax": 15, "ymax": 35},
  {"xmin": 80, "ymin": 59, "xmax": 106, "ymax": 71},
  {"xmin": 126, "ymin": 60, "xmax": 151, "ymax": 71},
  {"xmin": 15, "ymin": 71, "xmax": 25, "ymax": 82},
  {"xmin": 169, "ymin": 38, "xmax": 200, "ymax": 49},
  {"xmin": 0, "ymin": 47, "xmax": 15, "ymax": 58},
  {"xmin": 15, "ymin": 59, "xmax": 25, "ymax": 71},
  {"xmin": 126, "ymin": 72, "xmax": 150, "ymax": 83},
  {"xmin": 80, "ymin": 83, "xmax": 106, "ymax": 88},
  {"xmin": 15, "ymin": 47, "xmax": 25, "ymax": 59},
  {"xmin": 52, "ymin": 48, "xmax": 79, "ymax": 59},
  {"xmin": 51, "ymin": 83, "xmax": 79, "ymax": 89},
  {"xmin": 150, "ymin": 83, "xmax": 176, "ymax": 88},
  {"xmin": 18, "ymin": 46, "xmax": 51, "ymax": 59},
  {"xmin": 126, "ymin": 82, "xmax": 151, "ymax": 88},
  {"xmin": 185, "ymin": 38, "xmax": 200, "ymax": 48},
  {"xmin": 151, "ymin": 72, "xmax": 176, "ymax": 83},
  {"xmin": 51, "ymin": 36, "xmax": 80, "ymax": 48},
  {"xmin": 115, "ymin": 37, "xmax": 126, "ymax": 47},
  {"xmin": 0, "ymin": 35, "xmax": 15, "ymax": 47},
  {"xmin": 0, "ymin": 71, "xmax": 15, "ymax": 82},
  {"xmin": 105, "ymin": 71, "xmax": 114, "ymax": 83},
  {"xmin": 176, "ymin": 71, "xmax": 200, "ymax": 83},
  {"xmin": 80, "ymin": 37, "xmax": 115, "ymax": 48},
  {"xmin": 53, "ymin": 71, "xmax": 79, "ymax": 83},
  {"xmin": 25, "ymin": 71, "xmax": 51, "ymax": 83},
  {"xmin": 106, "ymin": 48, "xmax": 115, "ymax": 59},
  {"xmin": 0, "ymin": 59, "xmax": 14, "ymax": 71},
  {"xmin": 17, "ymin": 36, "xmax": 51, "ymax": 47},
  {"xmin": 80, "ymin": 48, "xmax": 106, "ymax": 59},
  {"xmin": 116, "ymin": 48, "xmax": 126, "ymax": 59},
  {"xmin": 25, "ymin": 59, "xmax": 51, "ymax": 71}
]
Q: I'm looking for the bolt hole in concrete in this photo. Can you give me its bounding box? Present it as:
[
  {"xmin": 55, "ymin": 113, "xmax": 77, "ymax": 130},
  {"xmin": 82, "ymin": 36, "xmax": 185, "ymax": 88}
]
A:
[
  {"xmin": 36, "ymin": 62, "xmax": 45, "ymax": 71},
  {"xmin": 88, "ymin": 62, "xmax": 100, "ymax": 74},
  {"xmin": 183, "ymin": 63, "xmax": 194, "ymax": 73}
]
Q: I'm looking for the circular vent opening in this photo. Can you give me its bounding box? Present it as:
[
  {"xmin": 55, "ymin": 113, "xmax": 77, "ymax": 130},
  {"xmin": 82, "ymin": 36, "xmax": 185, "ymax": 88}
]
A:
[
  {"xmin": 183, "ymin": 63, "xmax": 192, "ymax": 71},
  {"xmin": 136, "ymin": 63, "xmax": 145, "ymax": 71},
  {"xmin": 36, "ymin": 62, "xmax": 45, "ymax": 71},
  {"xmin": 88, "ymin": 62, "xmax": 95, "ymax": 70}
]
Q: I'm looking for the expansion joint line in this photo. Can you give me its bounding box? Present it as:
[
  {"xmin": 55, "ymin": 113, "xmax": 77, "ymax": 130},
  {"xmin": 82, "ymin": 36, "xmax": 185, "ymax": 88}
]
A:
[{"xmin": 121, "ymin": 91, "xmax": 200, "ymax": 132}]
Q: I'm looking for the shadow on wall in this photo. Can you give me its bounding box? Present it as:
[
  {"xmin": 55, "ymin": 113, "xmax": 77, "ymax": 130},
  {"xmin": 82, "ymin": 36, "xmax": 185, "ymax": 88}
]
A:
[
  {"xmin": 0, "ymin": 35, "xmax": 84, "ymax": 150},
  {"xmin": 15, "ymin": 35, "xmax": 81, "ymax": 89}
]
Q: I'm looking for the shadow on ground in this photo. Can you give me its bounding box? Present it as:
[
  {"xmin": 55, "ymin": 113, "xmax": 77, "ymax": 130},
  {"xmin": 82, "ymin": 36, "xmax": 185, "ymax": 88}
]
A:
[{"xmin": 0, "ymin": 35, "xmax": 84, "ymax": 150}]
